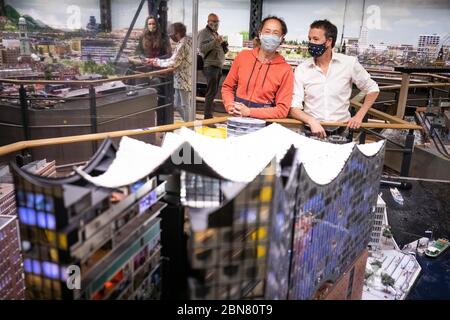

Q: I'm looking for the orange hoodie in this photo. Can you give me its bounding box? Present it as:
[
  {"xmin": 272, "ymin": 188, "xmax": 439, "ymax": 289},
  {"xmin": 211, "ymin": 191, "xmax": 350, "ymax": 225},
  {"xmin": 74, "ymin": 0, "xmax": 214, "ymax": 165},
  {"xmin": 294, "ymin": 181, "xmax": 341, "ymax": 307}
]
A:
[{"xmin": 221, "ymin": 48, "xmax": 294, "ymax": 119}]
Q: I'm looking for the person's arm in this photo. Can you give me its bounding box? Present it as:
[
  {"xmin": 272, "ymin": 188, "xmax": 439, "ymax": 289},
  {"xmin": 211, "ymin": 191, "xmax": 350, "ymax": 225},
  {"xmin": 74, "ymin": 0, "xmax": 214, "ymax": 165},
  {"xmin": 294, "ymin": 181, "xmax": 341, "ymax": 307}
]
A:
[
  {"xmin": 128, "ymin": 56, "xmax": 143, "ymax": 65},
  {"xmin": 221, "ymin": 52, "xmax": 241, "ymax": 114},
  {"xmin": 290, "ymin": 109, "xmax": 326, "ymax": 138},
  {"xmin": 198, "ymin": 30, "xmax": 218, "ymax": 55},
  {"xmin": 348, "ymin": 59, "xmax": 380, "ymax": 129},
  {"xmin": 289, "ymin": 66, "xmax": 326, "ymax": 137},
  {"xmin": 153, "ymin": 44, "xmax": 178, "ymax": 68}
]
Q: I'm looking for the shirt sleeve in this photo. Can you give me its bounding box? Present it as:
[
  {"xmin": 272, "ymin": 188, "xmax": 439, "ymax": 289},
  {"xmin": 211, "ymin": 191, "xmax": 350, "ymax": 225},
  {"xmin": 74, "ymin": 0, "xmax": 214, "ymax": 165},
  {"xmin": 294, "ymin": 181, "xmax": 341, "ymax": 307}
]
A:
[
  {"xmin": 155, "ymin": 43, "xmax": 180, "ymax": 68},
  {"xmin": 221, "ymin": 52, "xmax": 241, "ymax": 111},
  {"xmin": 291, "ymin": 65, "xmax": 305, "ymax": 109},
  {"xmin": 351, "ymin": 58, "xmax": 379, "ymax": 95}
]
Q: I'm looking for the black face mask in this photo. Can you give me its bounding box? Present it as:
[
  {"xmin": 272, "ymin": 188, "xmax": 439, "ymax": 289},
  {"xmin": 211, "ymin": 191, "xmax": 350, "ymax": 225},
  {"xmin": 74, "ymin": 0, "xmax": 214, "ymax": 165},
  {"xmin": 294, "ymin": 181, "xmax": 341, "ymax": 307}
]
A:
[{"xmin": 308, "ymin": 41, "xmax": 328, "ymax": 57}]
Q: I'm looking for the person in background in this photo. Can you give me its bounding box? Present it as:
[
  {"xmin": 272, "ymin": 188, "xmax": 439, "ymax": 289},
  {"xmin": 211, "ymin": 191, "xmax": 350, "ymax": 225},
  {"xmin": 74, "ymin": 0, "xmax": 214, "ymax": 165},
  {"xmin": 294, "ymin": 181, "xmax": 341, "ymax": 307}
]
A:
[
  {"xmin": 221, "ymin": 16, "xmax": 294, "ymax": 119},
  {"xmin": 289, "ymin": 19, "xmax": 379, "ymax": 138},
  {"xmin": 198, "ymin": 13, "xmax": 228, "ymax": 121},
  {"xmin": 149, "ymin": 23, "xmax": 192, "ymax": 122},
  {"xmin": 128, "ymin": 16, "xmax": 173, "ymax": 127},
  {"xmin": 129, "ymin": 15, "xmax": 172, "ymax": 65}
]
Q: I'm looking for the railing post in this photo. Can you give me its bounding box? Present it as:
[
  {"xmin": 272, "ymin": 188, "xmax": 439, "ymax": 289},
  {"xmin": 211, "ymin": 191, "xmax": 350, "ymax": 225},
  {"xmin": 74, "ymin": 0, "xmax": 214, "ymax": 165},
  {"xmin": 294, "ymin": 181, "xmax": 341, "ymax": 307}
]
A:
[
  {"xmin": 18, "ymin": 84, "xmax": 32, "ymax": 166},
  {"xmin": 393, "ymin": 90, "xmax": 399, "ymax": 115},
  {"xmin": 425, "ymin": 87, "xmax": 435, "ymax": 116},
  {"xmin": 157, "ymin": 75, "xmax": 174, "ymax": 125},
  {"xmin": 400, "ymin": 129, "xmax": 415, "ymax": 177},
  {"xmin": 89, "ymin": 85, "xmax": 98, "ymax": 150},
  {"xmin": 396, "ymin": 72, "xmax": 411, "ymax": 119},
  {"xmin": 190, "ymin": 0, "xmax": 198, "ymax": 122},
  {"xmin": 19, "ymin": 84, "xmax": 30, "ymax": 141}
]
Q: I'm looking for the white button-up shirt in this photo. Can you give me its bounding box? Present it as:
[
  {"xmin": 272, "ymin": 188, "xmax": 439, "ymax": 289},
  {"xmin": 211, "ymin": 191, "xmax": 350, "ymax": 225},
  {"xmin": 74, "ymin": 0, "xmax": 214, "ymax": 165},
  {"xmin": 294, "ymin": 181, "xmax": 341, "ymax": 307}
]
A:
[{"xmin": 291, "ymin": 52, "xmax": 379, "ymax": 122}]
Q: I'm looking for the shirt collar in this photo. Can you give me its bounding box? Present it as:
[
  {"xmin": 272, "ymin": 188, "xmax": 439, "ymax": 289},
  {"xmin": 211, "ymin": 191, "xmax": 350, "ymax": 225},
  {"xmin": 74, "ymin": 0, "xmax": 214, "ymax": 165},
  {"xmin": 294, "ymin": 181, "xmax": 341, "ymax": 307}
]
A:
[
  {"xmin": 331, "ymin": 51, "xmax": 341, "ymax": 62},
  {"xmin": 308, "ymin": 51, "xmax": 341, "ymax": 68}
]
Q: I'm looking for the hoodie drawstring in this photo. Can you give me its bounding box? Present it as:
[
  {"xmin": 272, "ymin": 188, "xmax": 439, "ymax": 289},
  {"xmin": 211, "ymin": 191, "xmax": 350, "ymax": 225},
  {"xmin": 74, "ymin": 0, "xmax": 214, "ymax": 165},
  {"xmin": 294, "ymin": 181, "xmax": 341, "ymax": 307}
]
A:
[
  {"xmin": 245, "ymin": 58, "xmax": 258, "ymax": 95},
  {"xmin": 261, "ymin": 62, "xmax": 271, "ymax": 91}
]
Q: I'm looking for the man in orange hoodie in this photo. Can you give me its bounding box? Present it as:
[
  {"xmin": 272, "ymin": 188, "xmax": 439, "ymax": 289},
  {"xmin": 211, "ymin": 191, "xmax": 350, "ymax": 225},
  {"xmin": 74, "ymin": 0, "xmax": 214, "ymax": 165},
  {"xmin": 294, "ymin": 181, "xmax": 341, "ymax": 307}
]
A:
[{"xmin": 221, "ymin": 16, "xmax": 294, "ymax": 119}]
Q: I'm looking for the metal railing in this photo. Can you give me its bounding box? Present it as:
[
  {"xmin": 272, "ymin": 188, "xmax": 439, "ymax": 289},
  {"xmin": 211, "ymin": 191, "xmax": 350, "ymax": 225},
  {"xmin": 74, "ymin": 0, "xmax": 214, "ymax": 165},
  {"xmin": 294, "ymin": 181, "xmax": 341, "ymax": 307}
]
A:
[{"xmin": 0, "ymin": 67, "xmax": 175, "ymax": 154}]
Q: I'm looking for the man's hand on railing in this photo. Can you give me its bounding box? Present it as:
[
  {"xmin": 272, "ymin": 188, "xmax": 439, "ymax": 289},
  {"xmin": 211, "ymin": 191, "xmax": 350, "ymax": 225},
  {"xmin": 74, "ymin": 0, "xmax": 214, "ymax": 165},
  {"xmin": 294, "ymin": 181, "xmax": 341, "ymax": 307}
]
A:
[
  {"xmin": 347, "ymin": 113, "xmax": 365, "ymax": 129},
  {"xmin": 308, "ymin": 118, "xmax": 327, "ymax": 139}
]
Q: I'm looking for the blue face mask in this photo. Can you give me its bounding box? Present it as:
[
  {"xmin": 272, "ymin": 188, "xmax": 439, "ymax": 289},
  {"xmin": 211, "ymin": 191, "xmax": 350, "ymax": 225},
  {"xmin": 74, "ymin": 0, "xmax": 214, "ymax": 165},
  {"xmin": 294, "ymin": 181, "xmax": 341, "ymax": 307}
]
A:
[
  {"xmin": 260, "ymin": 34, "xmax": 281, "ymax": 52},
  {"xmin": 308, "ymin": 41, "xmax": 328, "ymax": 57}
]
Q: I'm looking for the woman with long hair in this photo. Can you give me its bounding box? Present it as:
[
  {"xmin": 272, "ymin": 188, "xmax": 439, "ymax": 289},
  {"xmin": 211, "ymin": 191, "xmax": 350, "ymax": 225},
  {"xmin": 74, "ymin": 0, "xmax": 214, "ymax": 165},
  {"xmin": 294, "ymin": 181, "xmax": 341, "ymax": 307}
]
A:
[{"xmin": 136, "ymin": 16, "xmax": 172, "ymax": 59}]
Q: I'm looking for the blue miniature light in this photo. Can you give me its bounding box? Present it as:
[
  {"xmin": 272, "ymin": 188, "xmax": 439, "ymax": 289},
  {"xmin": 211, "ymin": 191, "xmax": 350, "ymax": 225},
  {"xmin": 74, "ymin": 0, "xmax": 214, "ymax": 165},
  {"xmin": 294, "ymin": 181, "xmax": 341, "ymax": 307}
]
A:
[
  {"xmin": 26, "ymin": 192, "xmax": 34, "ymax": 208},
  {"xmin": 18, "ymin": 207, "xmax": 37, "ymax": 226},
  {"xmin": 37, "ymin": 211, "xmax": 47, "ymax": 228},
  {"xmin": 45, "ymin": 196, "xmax": 54, "ymax": 212},
  {"xmin": 32, "ymin": 260, "xmax": 41, "ymax": 275},
  {"xmin": 43, "ymin": 261, "xmax": 59, "ymax": 279},
  {"xmin": 46, "ymin": 214, "xmax": 56, "ymax": 230},
  {"xmin": 35, "ymin": 194, "xmax": 45, "ymax": 211},
  {"xmin": 23, "ymin": 259, "xmax": 32, "ymax": 273}
]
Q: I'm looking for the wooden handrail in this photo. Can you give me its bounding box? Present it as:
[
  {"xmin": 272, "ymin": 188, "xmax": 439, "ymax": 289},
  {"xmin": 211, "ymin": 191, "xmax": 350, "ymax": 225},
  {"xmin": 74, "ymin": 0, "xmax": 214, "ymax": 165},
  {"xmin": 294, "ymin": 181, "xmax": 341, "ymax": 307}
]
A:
[
  {"xmin": 266, "ymin": 118, "xmax": 422, "ymax": 129},
  {"xmin": 407, "ymin": 82, "xmax": 450, "ymax": 89},
  {"xmin": 0, "ymin": 115, "xmax": 423, "ymax": 157},
  {"xmin": 0, "ymin": 117, "xmax": 229, "ymax": 156},
  {"xmin": 0, "ymin": 68, "xmax": 175, "ymax": 85},
  {"xmin": 413, "ymin": 73, "xmax": 450, "ymax": 81},
  {"xmin": 365, "ymin": 69, "xmax": 450, "ymax": 81}
]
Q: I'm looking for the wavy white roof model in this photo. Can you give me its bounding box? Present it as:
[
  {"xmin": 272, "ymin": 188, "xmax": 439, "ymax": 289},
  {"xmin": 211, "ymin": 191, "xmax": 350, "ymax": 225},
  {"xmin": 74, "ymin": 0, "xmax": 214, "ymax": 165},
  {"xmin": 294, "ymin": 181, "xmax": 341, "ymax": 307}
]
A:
[{"xmin": 77, "ymin": 123, "xmax": 385, "ymax": 188}]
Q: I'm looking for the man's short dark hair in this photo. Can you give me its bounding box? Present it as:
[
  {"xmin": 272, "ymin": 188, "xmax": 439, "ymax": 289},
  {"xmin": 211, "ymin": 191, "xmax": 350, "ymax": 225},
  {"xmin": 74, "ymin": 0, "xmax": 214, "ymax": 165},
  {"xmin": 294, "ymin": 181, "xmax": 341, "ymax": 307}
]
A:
[
  {"xmin": 172, "ymin": 22, "xmax": 186, "ymax": 37},
  {"xmin": 310, "ymin": 19, "xmax": 338, "ymax": 47},
  {"xmin": 259, "ymin": 15, "xmax": 288, "ymax": 36}
]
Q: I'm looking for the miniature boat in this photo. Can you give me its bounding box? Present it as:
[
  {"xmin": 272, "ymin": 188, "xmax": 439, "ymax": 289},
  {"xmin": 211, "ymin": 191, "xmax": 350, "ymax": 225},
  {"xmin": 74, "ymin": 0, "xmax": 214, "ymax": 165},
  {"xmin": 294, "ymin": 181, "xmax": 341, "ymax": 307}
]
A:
[
  {"xmin": 425, "ymin": 238, "xmax": 450, "ymax": 258},
  {"xmin": 390, "ymin": 187, "xmax": 404, "ymax": 205}
]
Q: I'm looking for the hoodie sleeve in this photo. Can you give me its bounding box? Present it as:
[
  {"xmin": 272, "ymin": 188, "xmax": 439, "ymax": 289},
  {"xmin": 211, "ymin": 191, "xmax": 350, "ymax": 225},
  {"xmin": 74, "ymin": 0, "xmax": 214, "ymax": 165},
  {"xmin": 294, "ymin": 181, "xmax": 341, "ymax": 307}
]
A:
[
  {"xmin": 248, "ymin": 67, "xmax": 294, "ymax": 119},
  {"xmin": 221, "ymin": 52, "xmax": 241, "ymax": 111}
]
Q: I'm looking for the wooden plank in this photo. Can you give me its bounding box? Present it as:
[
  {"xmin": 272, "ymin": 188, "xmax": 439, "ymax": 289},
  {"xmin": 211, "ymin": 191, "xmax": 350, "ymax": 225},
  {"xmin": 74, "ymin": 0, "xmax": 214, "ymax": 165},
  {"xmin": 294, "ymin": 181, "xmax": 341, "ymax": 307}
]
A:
[
  {"xmin": 350, "ymin": 98, "xmax": 412, "ymax": 125},
  {"xmin": 396, "ymin": 72, "xmax": 411, "ymax": 119}
]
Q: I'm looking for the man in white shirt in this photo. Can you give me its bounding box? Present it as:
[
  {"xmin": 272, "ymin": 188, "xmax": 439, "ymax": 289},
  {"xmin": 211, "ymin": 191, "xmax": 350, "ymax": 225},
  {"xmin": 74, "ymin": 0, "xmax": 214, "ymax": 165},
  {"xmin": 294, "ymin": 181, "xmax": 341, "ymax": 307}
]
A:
[{"xmin": 290, "ymin": 20, "xmax": 379, "ymax": 138}]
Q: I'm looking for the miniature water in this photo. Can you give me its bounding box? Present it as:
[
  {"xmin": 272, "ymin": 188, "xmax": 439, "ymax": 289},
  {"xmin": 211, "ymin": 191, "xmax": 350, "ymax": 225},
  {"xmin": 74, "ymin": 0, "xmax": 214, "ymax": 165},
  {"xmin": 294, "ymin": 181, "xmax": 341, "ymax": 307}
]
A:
[
  {"xmin": 407, "ymin": 250, "xmax": 450, "ymax": 299},
  {"xmin": 380, "ymin": 180, "xmax": 450, "ymax": 299}
]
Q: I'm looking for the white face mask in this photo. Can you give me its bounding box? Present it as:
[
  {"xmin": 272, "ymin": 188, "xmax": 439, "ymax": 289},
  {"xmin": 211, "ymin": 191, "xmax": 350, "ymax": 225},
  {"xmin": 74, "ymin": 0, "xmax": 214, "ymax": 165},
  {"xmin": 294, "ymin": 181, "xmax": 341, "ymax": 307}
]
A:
[
  {"xmin": 148, "ymin": 24, "xmax": 156, "ymax": 32},
  {"xmin": 259, "ymin": 34, "xmax": 282, "ymax": 52}
]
